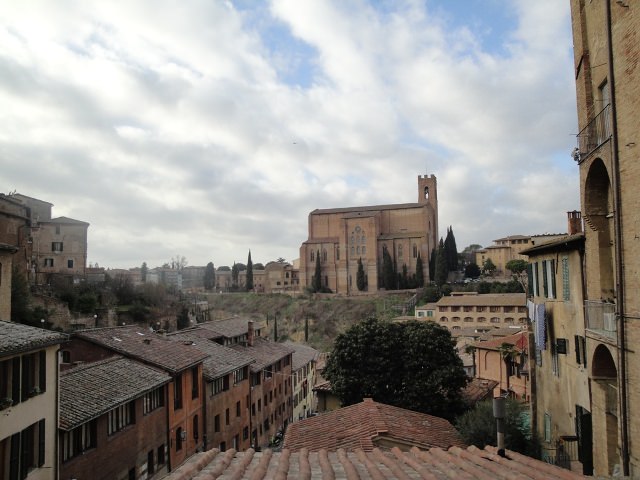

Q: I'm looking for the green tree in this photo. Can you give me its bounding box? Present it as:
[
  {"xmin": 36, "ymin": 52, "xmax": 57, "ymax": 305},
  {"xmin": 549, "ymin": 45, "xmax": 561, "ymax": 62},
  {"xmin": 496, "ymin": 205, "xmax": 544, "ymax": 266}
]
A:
[
  {"xmin": 444, "ymin": 226, "xmax": 459, "ymax": 271},
  {"xmin": 482, "ymin": 258, "xmax": 497, "ymax": 276},
  {"xmin": 415, "ymin": 253, "xmax": 424, "ymax": 287},
  {"xmin": 324, "ymin": 318, "xmax": 468, "ymax": 420},
  {"xmin": 382, "ymin": 246, "xmax": 395, "ymax": 290},
  {"xmin": 246, "ymin": 250, "xmax": 254, "ymax": 291},
  {"xmin": 11, "ymin": 266, "xmax": 32, "ymax": 324},
  {"xmin": 456, "ymin": 399, "xmax": 536, "ymax": 456},
  {"xmin": 356, "ymin": 257, "xmax": 366, "ymax": 291},
  {"xmin": 141, "ymin": 262, "xmax": 148, "ymax": 282},
  {"xmin": 464, "ymin": 262, "xmax": 481, "ymax": 279},
  {"xmin": 311, "ymin": 250, "xmax": 322, "ymax": 292},
  {"xmin": 506, "ymin": 259, "xmax": 528, "ymax": 292},
  {"xmin": 231, "ymin": 262, "xmax": 239, "ymax": 289},
  {"xmin": 204, "ymin": 262, "xmax": 216, "ymax": 291},
  {"xmin": 434, "ymin": 238, "xmax": 448, "ymax": 287}
]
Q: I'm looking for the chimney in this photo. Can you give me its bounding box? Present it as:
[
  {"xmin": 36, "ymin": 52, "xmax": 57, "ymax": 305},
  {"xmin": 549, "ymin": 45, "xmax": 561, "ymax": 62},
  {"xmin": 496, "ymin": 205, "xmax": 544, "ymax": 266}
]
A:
[
  {"xmin": 567, "ymin": 210, "xmax": 583, "ymax": 235},
  {"xmin": 247, "ymin": 321, "xmax": 254, "ymax": 347}
]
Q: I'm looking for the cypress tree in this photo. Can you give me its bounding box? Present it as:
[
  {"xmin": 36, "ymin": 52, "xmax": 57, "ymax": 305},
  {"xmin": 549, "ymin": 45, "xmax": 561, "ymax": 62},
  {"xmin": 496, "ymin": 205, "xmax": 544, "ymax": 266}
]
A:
[
  {"xmin": 434, "ymin": 238, "xmax": 449, "ymax": 286},
  {"xmin": 312, "ymin": 250, "xmax": 321, "ymax": 292},
  {"xmin": 356, "ymin": 257, "xmax": 366, "ymax": 291},
  {"xmin": 416, "ymin": 253, "xmax": 424, "ymax": 287},
  {"xmin": 246, "ymin": 250, "xmax": 254, "ymax": 291}
]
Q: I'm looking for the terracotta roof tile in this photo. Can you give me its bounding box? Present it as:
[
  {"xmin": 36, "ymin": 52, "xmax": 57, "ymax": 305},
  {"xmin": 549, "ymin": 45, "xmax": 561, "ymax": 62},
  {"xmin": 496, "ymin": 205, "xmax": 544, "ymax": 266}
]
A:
[
  {"xmin": 0, "ymin": 320, "xmax": 67, "ymax": 357},
  {"xmin": 461, "ymin": 378, "xmax": 499, "ymax": 405},
  {"xmin": 75, "ymin": 326, "xmax": 207, "ymax": 373},
  {"xmin": 283, "ymin": 341, "xmax": 319, "ymax": 371},
  {"xmin": 168, "ymin": 331, "xmax": 254, "ymax": 380},
  {"xmin": 228, "ymin": 337, "xmax": 294, "ymax": 371},
  {"xmin": 195, "ymin": 317, "xmax": 262, "ymax": 339},
  {"xmin": 312, "ymin": 202, "xmax": 423, "ymax": 215},
  {"xmin": 60, "ymin": 356, "xmax": 170, "ymax": 430},
  {"xmin": 473, "ymin": 331, "xmax": 529, "ymax": 352},
  {"xmin": 283, "ymin": 399, "xmax": 464, "ymax": 452},
  {"xmin": 164, "ymin": 445, "xmax": 588, "ymax": 479}
]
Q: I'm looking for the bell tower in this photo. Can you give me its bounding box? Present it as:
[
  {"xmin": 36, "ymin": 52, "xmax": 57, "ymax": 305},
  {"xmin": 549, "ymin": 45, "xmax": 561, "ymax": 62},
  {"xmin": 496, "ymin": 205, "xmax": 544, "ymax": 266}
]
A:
[{"xmin": 418, "ymin": 174, "xmax": 438, "ymax": 265}]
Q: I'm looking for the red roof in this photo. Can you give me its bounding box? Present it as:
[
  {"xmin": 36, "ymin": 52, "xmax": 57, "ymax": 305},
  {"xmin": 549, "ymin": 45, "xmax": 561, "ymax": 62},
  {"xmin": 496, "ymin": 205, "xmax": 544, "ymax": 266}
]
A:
[
  {"xmin": 283, "ymin": 398, "xmax": 464, "ymax": 452},
  {"xmin": 473, "ymin": 331, "xmax": 528, "ymax": 353}
]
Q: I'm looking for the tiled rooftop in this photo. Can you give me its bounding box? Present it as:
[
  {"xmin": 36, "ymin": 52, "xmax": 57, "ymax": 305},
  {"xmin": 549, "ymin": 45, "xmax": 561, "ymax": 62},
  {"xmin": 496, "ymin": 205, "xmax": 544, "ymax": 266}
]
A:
[
  {"xmin": 195, "ymin": 317, "xmax": 262, "ymax": 339},
  {"xmin": 283, "ymin": 398, "xmax": 464, "ymax": 452},
  {"xmin": 229, "ymin": 337, "xmax": 294, "ymax": 371},
  {"xmin": 168, "ymin": 331, "xmax": 255, "ymax": 380},
  {"xmin": 283, "ymin": 341, "xmax": 319, "ymax": 371},
  {"xmin": 76, "ymin": 326, "xmax": 208, "ymax": 373},
  {"xmin": 312, "ymin": 202, "xmax": 422, "ymax": 215},
  {"xmin": 473, "ymin": 331, "xmax": 529, "ymax": 352},
  {"xmin": 436, "ymin": 293, "xmax": 526, "ymax": 306},
  {"xmin": 60, "ymin": 356, "xmax": 170, "ymax": 430},
  {"xmin": 163, "ymin": 445, "xmax": 587, "ymax": 479},
  {"xmin": 0, "ymin": 320, "xmax": 67, "ymax": 357},
  {"xmin": 462, "ymin": 378, "xmax": 499, "ymax": 405}
]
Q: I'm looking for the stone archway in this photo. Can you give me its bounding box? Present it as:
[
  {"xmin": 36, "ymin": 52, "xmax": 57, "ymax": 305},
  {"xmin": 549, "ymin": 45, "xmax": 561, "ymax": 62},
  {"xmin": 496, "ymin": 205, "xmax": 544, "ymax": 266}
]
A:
[
  {"xmin": 583, "ymin": 159, "xmax": 615, "ymax": 299},
  {"xmin": 591, "ymin": 343, "xmax": 619, "ymax": 476}
]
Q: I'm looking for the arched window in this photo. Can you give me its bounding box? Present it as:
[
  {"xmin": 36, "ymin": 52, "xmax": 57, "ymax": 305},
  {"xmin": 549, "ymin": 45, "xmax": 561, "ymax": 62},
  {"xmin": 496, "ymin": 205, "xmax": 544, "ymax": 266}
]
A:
[
  {"xmin": 424, "ymin": 186, "xmax": 429, "ymax": 199},
  {"xmin": 440, "ymin": 316, "xmax": 448, "ymax": 322},
  {"xmin": 351, "ymin": 235, "xmax": 355, "ymax": 244},
  {"xmin": 351, "ymin": 246, "xmax": 355, "ymax": 255},
  {"xmin": 398, "ymin": 245, "xmax": 403, "ymax": 259},
  {"xmin": 362, "ymin": 246, "xmax": 366, "ymax": 256},
  {"xmin": 413, "ymin": 244, "xmax": 418, "ymax": 258},
  {"xmin": 361, "ymin": 235, "xmax": 366, "ymax": 244},
  {"xmin": 468, "ymin": 317, "xmax": 478, "ymax": 323},
  {"xmin": 490, "ymin": 317, "xmax": 500, "ymax": 323},
  {"xmin": 310, "ymin": 250, "xmax": 314, "ymax": 262},
  {"xmin": 322, "ymin": 249, "xmax": 327, "ymax": 262},
  {"xmin": 336, "ymin": 246, "xmax": 340, "ymax": 260},
  {"xmin": 452, "ymin": 317, "xmax": 460, "ymax": 322},
  {"xmin": 356, "ymin": 246, "xmax": 360, "ymax": 255}
]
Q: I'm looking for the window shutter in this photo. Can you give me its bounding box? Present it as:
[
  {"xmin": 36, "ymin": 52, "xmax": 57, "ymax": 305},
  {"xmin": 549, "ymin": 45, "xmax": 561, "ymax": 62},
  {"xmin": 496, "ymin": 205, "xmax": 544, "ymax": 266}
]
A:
[
  {"xmin": 38, "ymin": 419, "xmax": 45, "ymax": 467},
  {"xmin": 575, "ymin": 335, "xmax": 581, "ymax": 364},
  {"xmin": 527, "ymin": 264, "xmax": 534, "ymax": 295},
  {"xmin": 12, "ymin": 358, "xmax": 21, "ymax": 404},
  {"xmin": 21, "ymin": 355, "xmax": 30, "ymax": 401},
  {"xmin": 39, "ymin": 351, "xmax": 46, "ymax": 393},
  {"xmin": 550, "ymin": 260, "xmax": 556, "ymax": 298},
  {"xmin": 542, "ymin": 260, "xmax": 549, "ymax": 298}
]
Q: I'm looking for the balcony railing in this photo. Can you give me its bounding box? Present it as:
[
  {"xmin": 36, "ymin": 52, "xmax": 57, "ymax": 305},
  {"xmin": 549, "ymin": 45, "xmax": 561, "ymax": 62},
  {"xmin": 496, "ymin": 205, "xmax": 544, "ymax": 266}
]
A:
[
  {"xmin": 575, "ymin": 104, "xmax": 611, "ymax": 163},
  {"xmin": 584, "ymin": 300, "xmax": 616, "ymax": 339}
]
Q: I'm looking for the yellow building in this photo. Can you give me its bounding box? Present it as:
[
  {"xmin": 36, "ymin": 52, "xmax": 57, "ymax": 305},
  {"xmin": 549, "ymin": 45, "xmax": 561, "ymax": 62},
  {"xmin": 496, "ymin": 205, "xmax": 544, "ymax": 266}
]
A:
[
  {"xmin": 569, "ymin": 1, "xmax": 640, "ymax": 475},
  {"xmin": 299, "ymin": 175, "xmax": 438, "ymax": 294}
]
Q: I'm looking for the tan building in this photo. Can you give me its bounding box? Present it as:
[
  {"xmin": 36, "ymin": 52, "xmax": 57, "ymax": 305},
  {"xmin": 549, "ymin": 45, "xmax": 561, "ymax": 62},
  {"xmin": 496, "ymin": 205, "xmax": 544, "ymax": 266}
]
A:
[
  {"xmin": 427, "ymin": 292, "xmax": 528, "ymax": 330},
  {"xmin": 0, "ymin": 321, "xmax": 67, "ymax": 480},
  {"xmin": 299, "ymin": 175, "xmax": 438, "ymax": 294},
  {"xmin": 284, "ymin": 342, "xmax": 319, "ymax": 421},
  {"xmin": 0, "ymin": 243, "xmax": 18, "ymax": 320},
  {"xmin": 521, "ymin": 231, "xmax": 592, "ymax": 474},
  {"xmin": 569, "ymin": 1, "xmax": 640, "ymax": 476}
]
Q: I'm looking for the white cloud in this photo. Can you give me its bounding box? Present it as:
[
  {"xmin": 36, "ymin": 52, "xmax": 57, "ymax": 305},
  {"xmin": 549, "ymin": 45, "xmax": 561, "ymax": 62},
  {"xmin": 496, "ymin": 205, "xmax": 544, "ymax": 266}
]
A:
[{"xmin": 0, "ymin": 0, "xmax": 578, "ymax": 268}]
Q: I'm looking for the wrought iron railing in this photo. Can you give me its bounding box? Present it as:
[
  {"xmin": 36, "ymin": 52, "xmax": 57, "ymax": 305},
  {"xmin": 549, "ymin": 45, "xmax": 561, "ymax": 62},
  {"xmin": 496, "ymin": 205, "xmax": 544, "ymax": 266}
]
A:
[
  {"xmin": 575, "ymin": 104, "xmax": 611, "ymax": 163},
  {"xmin": 584, "ymin": 300, "xmax": 616, "ymax": 339},
  {"xmin": 542, "ymin": 436, "xmax": 580, "ymax": 471}
]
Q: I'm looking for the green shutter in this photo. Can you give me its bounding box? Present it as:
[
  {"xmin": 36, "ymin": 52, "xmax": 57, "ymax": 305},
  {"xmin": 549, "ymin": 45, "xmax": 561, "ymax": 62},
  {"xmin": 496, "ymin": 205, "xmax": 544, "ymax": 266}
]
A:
[
  {"xmin": 550, "ymin": 260, "xmax": 556, "ymax": 299},
  {"xmin": 527, "ymin": 264, "xmax": 534, "ymax": 295},
  {"xmin": 38, "ymin": 420, "xmax": 45, "ymax": 467},
  {"xmin": 542, "ymin": 260, "xmax": 549, "ymax": 298}
]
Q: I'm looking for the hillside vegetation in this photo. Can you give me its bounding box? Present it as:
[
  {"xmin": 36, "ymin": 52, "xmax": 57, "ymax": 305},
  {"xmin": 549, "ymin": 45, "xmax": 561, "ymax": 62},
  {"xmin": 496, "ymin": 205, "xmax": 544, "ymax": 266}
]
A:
[{"xmin": 203, "ymin": 292, "xmax": 415, "ymax": 351}]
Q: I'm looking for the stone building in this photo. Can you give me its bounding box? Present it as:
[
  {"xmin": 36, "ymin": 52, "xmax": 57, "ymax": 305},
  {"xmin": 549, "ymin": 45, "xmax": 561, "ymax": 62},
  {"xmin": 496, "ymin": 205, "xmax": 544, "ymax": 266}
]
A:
[
  {"xmin": 569, "ymin": 0, "xmax": 640, "ymax": 476},
  {"xmin": 299, "ymin": 175, "xmax": 438, "ymax": 294}
]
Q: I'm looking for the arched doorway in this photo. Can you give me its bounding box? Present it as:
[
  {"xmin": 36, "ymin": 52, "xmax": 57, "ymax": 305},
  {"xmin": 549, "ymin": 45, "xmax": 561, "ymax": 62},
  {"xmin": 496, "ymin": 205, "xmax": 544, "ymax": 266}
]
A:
[{"xmin": 591, "ymin": 344, "xmax": 619, "ymax": 475}]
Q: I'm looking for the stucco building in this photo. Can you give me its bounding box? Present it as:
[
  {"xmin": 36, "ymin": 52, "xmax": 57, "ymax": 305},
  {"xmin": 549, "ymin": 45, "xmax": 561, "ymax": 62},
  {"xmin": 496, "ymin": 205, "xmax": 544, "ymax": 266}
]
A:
[
  {"xmin": 299, "ymin": 175, "xmax": 438, "ymax": 294},
  {"xmin": 284, "ymin": 341, "xmax": 319, "ymax": 421},
  {"xmin": 569, "ymin": 1, "xmax": 640, "ymax": 476}
]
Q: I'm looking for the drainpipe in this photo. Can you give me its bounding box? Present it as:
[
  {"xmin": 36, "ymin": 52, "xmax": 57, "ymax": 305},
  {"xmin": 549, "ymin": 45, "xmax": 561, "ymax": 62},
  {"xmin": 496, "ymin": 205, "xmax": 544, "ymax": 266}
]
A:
[{"xmin": 605, "ymin": 0, "xmax": 629, "ymax": 475}]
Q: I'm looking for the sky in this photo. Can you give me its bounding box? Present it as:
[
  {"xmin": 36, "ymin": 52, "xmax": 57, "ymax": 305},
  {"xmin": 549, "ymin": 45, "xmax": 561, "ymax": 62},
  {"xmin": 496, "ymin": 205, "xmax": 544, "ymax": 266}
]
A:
[{"xmin": 0, "ymin": 0, "xmax": 579, "ymax": 269}]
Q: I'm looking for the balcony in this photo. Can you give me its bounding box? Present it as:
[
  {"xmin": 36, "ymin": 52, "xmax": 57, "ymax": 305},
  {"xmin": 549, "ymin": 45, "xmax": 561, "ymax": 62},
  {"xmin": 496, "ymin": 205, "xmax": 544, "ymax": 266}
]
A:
[
  {"xmin": 585, "ymin": 300, "xmax": 616, "ymax": 339},
  {"xmin": 575, "ymin": 104, "xmax": 611, "ymax": 164}
]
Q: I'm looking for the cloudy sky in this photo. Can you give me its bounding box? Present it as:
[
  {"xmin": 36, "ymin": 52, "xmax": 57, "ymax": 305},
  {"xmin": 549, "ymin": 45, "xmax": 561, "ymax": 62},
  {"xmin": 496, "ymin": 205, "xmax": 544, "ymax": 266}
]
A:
[{"xmin": 0, "ymin": 0, "xmax": 579, "ymax": 269}]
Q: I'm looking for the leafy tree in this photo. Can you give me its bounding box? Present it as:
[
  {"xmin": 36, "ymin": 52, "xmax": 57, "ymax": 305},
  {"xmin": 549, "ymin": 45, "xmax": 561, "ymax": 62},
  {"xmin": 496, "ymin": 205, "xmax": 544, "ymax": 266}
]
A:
[
  {"xmin": 456, "ymin": 399, "xmax": 536, "ymax": 456},
  {"xmin": 11, "ymin": 266, "xmax": 32, "ymax": 323},
  {"xmin": 434, "ymin": 238, "xmax": 448, "ymax": 286},
  {"xmin": 324, "ymin": 318, "xmax": 468, "ymax": 420},
  {"xmin": 415, "ymin": 253, "xmax": 424, "ymax": 287},
  {"xmin": 464, "ymin": 262, "xmax": 481, "ymax": 279},
  {"xmin": 246, "ymin": 250, "xmax": 254, "ymax": 291},
  {"xmin": 77, "ymin": 292, "xmax": 98, "ymax": 314},
  {"xmin": 356, "ymin": 258, "xmax": 366, "ymax": 291},
  {"xmin": 421, "ymin": 285, "xmax": 441, "ymax": 303},
  {"xmin": 277, "ymin": 257, "xmax": 286, "ymax": 263},
  {"xmin": 231, "ymin": 262, "xmax": 240, "ymax": 289},
  {"xmin": 254, "ymin": 263, "xmax": 265, "ymax": 270},
  {"xmin": 506, "ymin": 259, "xmax": 528, "ymax": 292},
  {"xmin": 482, "ymin": 258, "xmax": 497, "ymax": 276},
  {"xmin": 312, "ymin": 250, "xmax": 321, "ymax": 292},
  {"xmin": 171, "ymin": 255, "xmax": 188, "ymax": 270},
  {"xmin": 141, "ymin": 262, "xmax": 148, "ymax": 282},
  {"xmin": 217, "ymin": 265, "xmax": 231, "ymax": 272},
  {"xmin": 111, "ymin": 274, "xmax": 136, "ymax": 305},
  {"xmin": 204, "ymin": 262, "xmax": 216, "ymax": 291},
  {"xmin": 399, "ymin": 263, "xmax": 409, "ymax": 290},
  {"xmin": 177, "ymin": 307, "xmax": 190, "ymax": 330}
]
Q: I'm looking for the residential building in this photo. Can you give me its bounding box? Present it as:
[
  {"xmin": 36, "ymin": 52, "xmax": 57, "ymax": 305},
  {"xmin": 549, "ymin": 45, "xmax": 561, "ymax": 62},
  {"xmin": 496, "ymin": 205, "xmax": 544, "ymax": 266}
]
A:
[
  {"xmin": 163, "ymin": 444, "xmax": 590, "ymax": 479},
  {"xmin": 475, "ymin": 234, "xmax": 565, "ymax": 276},
  {"xmin": 59, "ymin": 357, "xmax": 171, "ymax": 480},
  {"xmin": 168, "ymin": 329, "xmax": 255, "ymax": 452},
  {"xmin": 0, "ymin": 243, "xmax": 18, "ymax": 320},
  {"xmin": 66, "ymin": 326, "xmax": 208, "ymax": 469},
  {"xmin": 299, "ymin": 175, "xmax": 438, "ymax": 294},
  {"xmin": 284, "ymin": 341, "xmax": 319, "ymax": 420},
  {"xmin": 192, "ymin": 317, "xmax": 263, "ymax": 347},
  {"xmin": 228, "ymin": 327, "xmax": 293, "ymax": 449},
  {"xmin": 429, "ymin": 292, "xmax": 528, "ymax": 330},
  {"xmin": 471, "ymin": 331, "xmax": 530, "ymax": 401},
  {"xmin": 569, "ymin": 0, "xmax": 640, "ymax": 476},
  {"xmin": 312, "ymin": 352, "xmax": 340, "ymax": 413},
  {"xmin": 521, "ymin": 231, "xmax": 592, "ymax": 473},
  {"xmin": 415, "ymin": 302, "xmax": 436, "ymax": 320},
  {"xmin": 0, "ymin": 193, "xmax": 90, "ymax": 286},
  {"xmin": 0, "ymin": 321, "xmax": 67, "ymax": 480},
  {"xmin": 283, "ymin": 398, "xmax": 464, "ymax": 452}
]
